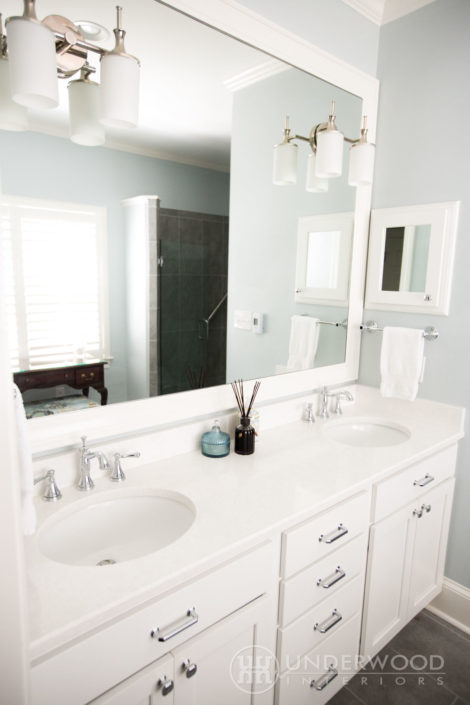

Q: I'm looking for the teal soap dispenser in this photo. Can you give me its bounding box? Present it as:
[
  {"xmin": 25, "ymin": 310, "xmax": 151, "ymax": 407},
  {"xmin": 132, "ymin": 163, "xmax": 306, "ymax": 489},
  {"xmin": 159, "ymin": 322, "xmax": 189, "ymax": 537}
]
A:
[{"xmin": 201, "ymin": 419, "xmax": 230, "ymax": 458}]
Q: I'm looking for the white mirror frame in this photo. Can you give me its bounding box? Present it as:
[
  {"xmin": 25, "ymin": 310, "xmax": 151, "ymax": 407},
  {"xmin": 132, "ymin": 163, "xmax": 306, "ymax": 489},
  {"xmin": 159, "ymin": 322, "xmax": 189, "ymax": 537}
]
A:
[
  {"xmin": 10, "ymin": 0, "xmax": 379, "ymax": 455},
  {"xmin": 365, "ymin": 201, "xmax": 459, "ymax": 315},
  {"xmin": 295, "ymin": 212, "xmax": 354, "ymax": 306}
]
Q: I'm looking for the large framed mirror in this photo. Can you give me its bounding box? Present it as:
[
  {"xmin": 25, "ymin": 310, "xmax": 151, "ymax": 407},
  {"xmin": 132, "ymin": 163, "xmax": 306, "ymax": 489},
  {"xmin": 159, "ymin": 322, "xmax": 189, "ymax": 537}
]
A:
[{"xmin": 0, "ymin": 0, "xmax": 378, "ymax": 452}]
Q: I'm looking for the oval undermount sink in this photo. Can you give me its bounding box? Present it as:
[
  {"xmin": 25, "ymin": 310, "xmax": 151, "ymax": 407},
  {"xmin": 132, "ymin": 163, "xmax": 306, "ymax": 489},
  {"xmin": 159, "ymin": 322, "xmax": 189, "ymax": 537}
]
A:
[
  {"xmin": 38, "ymin": 489, "xmax": 196, "ymax": 567},
  {"xmin": 323, "ymin": 417, "xmax": 411, "ymax": 447}
]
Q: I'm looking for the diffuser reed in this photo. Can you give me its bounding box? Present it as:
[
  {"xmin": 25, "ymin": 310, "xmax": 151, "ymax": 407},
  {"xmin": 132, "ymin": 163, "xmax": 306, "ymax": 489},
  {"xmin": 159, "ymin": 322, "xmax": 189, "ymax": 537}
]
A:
[{"xmin": 231, "ymin": 379, "xmax": 260, "ymax": 455}]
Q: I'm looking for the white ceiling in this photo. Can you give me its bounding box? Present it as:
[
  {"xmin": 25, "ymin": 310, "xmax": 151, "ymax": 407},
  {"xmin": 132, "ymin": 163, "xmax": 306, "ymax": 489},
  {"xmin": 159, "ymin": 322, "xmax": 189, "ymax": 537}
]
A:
[
  {"xmin": 2, "ymin": 0, "xmax": 283, "ymax": 171},
  {"xmin": 342, "ymin": 0, "xmax": 437, "ymax": 25}
]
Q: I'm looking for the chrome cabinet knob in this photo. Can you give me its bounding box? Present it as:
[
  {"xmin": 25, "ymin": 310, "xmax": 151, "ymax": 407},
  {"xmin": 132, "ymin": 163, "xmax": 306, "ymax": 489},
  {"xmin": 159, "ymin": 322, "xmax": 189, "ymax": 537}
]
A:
[
  {"xmin": 157, "ymin": 675, "xmax": 174, "ymax": 696},
  {"xmin": 182, "ymin": 659, "xmax": 198, "ymax": 678}
]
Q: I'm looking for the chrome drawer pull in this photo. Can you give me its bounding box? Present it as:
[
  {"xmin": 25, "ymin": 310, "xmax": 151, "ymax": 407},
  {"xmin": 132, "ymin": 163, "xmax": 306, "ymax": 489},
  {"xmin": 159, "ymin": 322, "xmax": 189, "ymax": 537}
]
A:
[
  {"xmin": 413, "ymin": 507, "xmax": 423, "ymax": 519},
  {"xmin": 157, "ymin": 676, "xmax": 174, "ymax": 696},
  {"xmin": 317, "ymin": 566, "xmax": 346, "ymax": 589},
  {"xmin": 314, "ymin": 609, "xmax": 342, "ymax": 634},
  {"xmin": 413, "ymin": 473, "xmax": 435, "ymax": 487},
  {"xmin": 310, "ymin": 665, "xmax": 338, "ymax": 691},
  {"xmin": 151, "ymin": 607, "xmax": 198, "ymax": 641},
  {"xmin": 423, "ymin": 503, "xmax": 432, "ymax": 513},
  {"xmin": 319, "ymin": 523, "xmax": 348, "ymax": 544}
]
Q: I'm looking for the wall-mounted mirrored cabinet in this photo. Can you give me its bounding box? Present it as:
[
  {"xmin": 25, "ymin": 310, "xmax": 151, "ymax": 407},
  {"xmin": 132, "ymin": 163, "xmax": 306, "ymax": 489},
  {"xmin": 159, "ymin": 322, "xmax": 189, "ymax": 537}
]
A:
[
  {"xmin": 365, "ymin": 201, "xmax": 459, "ymax": 315},
  {"xmin": 295, "ymin": 212, "xmax": 353, "ymax": 306}
]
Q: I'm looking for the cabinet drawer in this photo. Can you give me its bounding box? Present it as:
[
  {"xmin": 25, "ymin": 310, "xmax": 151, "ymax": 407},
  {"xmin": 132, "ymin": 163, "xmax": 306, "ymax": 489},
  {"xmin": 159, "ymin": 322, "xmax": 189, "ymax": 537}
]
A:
[
  {"xmin": 276, "ymin": 613, "xmax": 361, "ymax": 705},
  {"xmin": 278, "ymin": 575, "xmax": 363, "ymax": 671},
  {"xmin": 372, "ymin": 445, "xmax": 457, "ymax": 522},
  {"xmin": 279, "ymin": 533, "xmax": 367, "ymax": 627},
  {"xmin": 281, "ymin": 492, "xmax": 369, "ymax": 579},
  {"xmin": 31, "ymin": 542, "xmax": 273, "ymax": 705},
  {"xmin": 76, "ymin": 366, "xmax": 103, "ymax": 384}
]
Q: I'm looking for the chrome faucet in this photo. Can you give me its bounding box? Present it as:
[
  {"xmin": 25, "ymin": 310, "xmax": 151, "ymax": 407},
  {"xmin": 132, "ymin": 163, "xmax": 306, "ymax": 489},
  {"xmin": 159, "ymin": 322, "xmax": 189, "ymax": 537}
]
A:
[
  {"xmin": 331, "ymin": 390, "xmax": 354, "ymax": 415},
  {"xmin": 34, "ymin": 469, "xmax": 62, "ymax": 501},
  {"xmin": 78, "ymin": 436, "xmax": 110, "ymax": 491},
  {"xmin": 110, "ymin": 451, "xmax": 141, "ymax": 482},
  {"xmin": 317, "ymin": 386, "xmax": 331, "ymax": 418}
]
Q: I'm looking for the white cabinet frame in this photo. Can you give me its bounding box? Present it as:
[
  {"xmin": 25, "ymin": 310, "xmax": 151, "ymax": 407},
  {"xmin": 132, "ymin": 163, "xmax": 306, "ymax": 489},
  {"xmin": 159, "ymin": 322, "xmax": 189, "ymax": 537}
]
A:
[
  {"xmin": 295, "ymin": 212, "xmax": 354, "ymax": 307},
  {"xmin": 365, "ymin": 201, "xmax": 459, "ymax": 315}
]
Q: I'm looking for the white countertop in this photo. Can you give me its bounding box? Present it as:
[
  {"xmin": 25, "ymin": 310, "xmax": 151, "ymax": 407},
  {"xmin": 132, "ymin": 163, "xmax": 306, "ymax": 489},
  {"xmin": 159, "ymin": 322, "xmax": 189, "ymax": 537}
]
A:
[{"xmin": 25, "ymin": 386, "xmax": 465, "ymax": 662}]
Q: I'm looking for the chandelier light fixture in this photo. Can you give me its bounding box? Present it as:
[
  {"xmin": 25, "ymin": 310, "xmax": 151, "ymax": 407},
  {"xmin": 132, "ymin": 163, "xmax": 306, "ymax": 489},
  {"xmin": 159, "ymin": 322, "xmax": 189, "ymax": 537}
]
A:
[
  {"xmin": 273, "ymin": 101, "xmax": 375, "ymax": 190},
  {"xmin": 0, "ymin": 1, "xmax": 140, "ymax": 143}
]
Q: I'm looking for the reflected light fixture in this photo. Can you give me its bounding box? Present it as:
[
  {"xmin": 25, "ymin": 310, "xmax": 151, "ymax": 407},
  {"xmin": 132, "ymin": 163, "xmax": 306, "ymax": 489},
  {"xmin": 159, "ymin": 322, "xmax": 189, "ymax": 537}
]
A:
[
  {"xmin": 273, "ymin": 116, "xmax": 298, "ymax": 185},
  {"xmin": 0, "ymin": 14, "xmax": 28, "ymax": 130},
  {"xmin": 273, "ymin": 100, "xmax": 375, "ymax": 190},
  {"xmin": 68, "ymin": 64, "xmax": 104, "ymax": 146},
  {"xmin": 100, "ymin": 6, "xmax": 140, "ymax": 129},
  {"xmin": 0, "ymin": 2, "xmax": 140, "ymax": 142}
]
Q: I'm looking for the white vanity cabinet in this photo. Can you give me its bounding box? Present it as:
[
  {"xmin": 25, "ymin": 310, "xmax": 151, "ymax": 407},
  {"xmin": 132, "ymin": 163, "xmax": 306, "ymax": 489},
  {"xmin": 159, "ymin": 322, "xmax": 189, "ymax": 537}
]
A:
[
  {"xmin": 360, "ymin": 445, "xmax": 457, "ymax": 659},
  {"xmin": 276, "ymin": 491, "xmax": 370, "ymax": 705},
  {"xmin": 89, "ymin": 595, "xmax": 273, "ymax": 705},
  {"xmin": 31, "ymin": 542, "xmax": 277, "ymax": 705}
]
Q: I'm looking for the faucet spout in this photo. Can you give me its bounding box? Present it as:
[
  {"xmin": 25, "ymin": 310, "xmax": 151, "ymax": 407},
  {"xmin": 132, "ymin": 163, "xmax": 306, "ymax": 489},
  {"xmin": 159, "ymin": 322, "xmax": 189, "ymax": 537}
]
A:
[{"xmin": 77, "ymin": 436, "xmax": 109, "ymax": 491}]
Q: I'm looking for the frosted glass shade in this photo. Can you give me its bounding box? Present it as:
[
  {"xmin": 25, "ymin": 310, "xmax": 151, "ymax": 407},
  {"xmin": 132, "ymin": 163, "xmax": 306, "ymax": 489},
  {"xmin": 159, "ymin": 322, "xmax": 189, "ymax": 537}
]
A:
[
  {"xmin": 273, "ymin": 141, "xmax": 298, "ymax": 185},
  {"xmin": 348, "ymin": 141, "xmax": 375, "ymax": 186},
  {"xmin": 100, "ymin": 53, "xmax": 140, "ymax": 128},
  {"xmin": 315, "ymin": 128, "xmax": 344, "ymax": 178},
  {"xmin": 0, "ymin": 57, "xmax": 28, "ymax": 131},
  {"xmin": 68, "ymin": 79, "xmax": 105, "ymax": 146},
  {"xmin": 305, "ymin": 153, "xmax": 328, "ymax": 193},
  {"xmin": 6, "ymin": 18, "xmax": 58, "ymax": 109}
]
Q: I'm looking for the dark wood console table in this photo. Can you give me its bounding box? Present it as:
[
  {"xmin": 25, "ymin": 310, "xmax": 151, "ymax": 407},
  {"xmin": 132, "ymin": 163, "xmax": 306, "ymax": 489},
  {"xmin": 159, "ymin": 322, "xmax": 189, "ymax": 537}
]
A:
[{"xmin": 14, "ymin": 361, "xmax": 108, "ymax": 405}]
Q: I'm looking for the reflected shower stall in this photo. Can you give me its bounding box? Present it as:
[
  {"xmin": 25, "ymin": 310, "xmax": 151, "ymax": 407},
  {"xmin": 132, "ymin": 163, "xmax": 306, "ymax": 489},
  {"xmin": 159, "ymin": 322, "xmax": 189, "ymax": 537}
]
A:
[
  {"xmin": 158, "ymin": 207, "xmax": 228, "ymax": 395},
  {"xmin": 123, "ymin": 196, "xmax": 228, "ymax": 401}
]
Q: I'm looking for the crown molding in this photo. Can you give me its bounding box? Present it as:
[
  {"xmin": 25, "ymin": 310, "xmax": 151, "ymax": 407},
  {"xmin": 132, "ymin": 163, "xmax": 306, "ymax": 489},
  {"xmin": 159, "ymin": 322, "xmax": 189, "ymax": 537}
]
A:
[
  {"xmin": 341, "ymin": 0, "xmax": 384, "ymax": 25},
  {"xmin": 382, "ymin": 0, "xmax": 437, "ymax": 24},
  {"xmin": 342, "ymin": 0, "xmax": 437, "ymax": 25},
  {"xmin": 223, "ymin": 59, "xmax": 288, "ymax": 93}
]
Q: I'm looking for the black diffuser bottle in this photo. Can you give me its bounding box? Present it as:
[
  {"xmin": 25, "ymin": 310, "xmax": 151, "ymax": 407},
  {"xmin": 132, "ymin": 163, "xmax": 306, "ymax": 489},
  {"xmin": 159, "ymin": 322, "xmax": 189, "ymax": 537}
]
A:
[
  {"xmin": 231, "ymin": 379, "xmax": 260, "ymax": 456},
  {"xmin": 235, "ymin": 415, "xmax": 255, "ymax": 455}
]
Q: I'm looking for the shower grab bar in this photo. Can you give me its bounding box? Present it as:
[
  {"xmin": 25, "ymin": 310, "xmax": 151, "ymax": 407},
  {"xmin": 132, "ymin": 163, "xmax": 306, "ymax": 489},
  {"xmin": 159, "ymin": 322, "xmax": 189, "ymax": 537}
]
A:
[
  {"xmin": 204, "ymin": 292, "xmax": 227, "ymax": 324},
  {"xmin": 198, "ymin": 293, "xmax": 227, "ymax": 340}
]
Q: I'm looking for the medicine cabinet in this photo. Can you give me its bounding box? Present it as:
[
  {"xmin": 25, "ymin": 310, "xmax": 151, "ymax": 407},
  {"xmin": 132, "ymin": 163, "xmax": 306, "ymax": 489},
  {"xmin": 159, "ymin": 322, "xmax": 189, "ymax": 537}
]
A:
[{"xmin": 365, "ymin": 201, "xmax": 459, "ymax": 315}]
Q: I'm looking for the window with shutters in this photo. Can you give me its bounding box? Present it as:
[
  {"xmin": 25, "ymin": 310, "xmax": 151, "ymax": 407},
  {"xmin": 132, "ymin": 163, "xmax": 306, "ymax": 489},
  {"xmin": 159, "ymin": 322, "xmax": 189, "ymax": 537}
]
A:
[{"xmin": 0, "ymin": 195, "xmax": 109, "ymax": 371}]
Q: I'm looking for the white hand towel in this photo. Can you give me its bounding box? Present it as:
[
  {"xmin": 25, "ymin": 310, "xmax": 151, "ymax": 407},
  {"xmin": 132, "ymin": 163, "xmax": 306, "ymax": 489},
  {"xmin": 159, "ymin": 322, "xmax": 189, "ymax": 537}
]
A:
[
  {"xmin": 380, "ymin": 327, "xmax": 425, "ymax": 401},
  {"xmin": 13, "ymin": 383, "xmax": 36, "ymax": 534},
  {"xmin": 286, "ymin": 315, "xmax": 320, "ymax": 371}
]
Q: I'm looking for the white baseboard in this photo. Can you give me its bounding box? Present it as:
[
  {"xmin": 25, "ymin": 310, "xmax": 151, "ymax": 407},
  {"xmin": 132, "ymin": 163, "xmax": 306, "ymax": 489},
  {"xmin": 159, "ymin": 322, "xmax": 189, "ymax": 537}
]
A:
[{"xmin": 426, "ymin": 577, "xmax": 470, "ymax": 635}]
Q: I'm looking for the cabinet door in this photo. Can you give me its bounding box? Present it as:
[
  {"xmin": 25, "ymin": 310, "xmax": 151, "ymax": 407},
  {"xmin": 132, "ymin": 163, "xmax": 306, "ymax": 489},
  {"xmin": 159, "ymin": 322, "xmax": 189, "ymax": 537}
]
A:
[
  {"xmin": 88, "ymin": 654, "xmax": 174, "ymax": 705},
  {"xmin": 172, "ymin": 596, "xmax": 274, "ymax": 705},
  {"xmin": 360, "ymin": 503, "xmax": 414, "ymax": 659},
  {"xmin": 407, "ymin": 479, "xmax": 454, "ymax": 618}
]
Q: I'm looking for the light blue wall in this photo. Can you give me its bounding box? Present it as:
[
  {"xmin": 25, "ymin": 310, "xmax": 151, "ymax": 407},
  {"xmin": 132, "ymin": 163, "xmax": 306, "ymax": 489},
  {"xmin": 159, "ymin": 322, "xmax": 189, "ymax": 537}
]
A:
[
  {"xmin": 227, "ymin": 68, "xmax": 360, "ymax": 379},
  {"xmin": 0, "ymin": 131, "xmax": 230, "ymax": 403},
  {"xmin": 236, "ymin": 0, "xmax": 379, "ymax": 75},
  {"xmin": 358, "ymin": 0, "xmax": 470, "ymax": 589}
]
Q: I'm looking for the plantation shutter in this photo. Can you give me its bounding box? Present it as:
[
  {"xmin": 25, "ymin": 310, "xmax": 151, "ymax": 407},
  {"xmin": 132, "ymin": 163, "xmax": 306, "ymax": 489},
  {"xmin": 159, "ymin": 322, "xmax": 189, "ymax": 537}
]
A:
[{"xmin": 0, "ymin": 197, "xmax": 109, "ymax": 371}]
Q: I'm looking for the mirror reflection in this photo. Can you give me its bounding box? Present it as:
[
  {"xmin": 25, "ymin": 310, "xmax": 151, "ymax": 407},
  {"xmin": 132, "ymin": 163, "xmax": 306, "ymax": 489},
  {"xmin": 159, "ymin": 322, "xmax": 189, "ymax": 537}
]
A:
[
  {"xmin": 382, "ymin": 224, "xmax": 431, "ymax": 292},
  {"xmin": 0, "ymin": 0, "xmax": 361, "ymax": 418}
]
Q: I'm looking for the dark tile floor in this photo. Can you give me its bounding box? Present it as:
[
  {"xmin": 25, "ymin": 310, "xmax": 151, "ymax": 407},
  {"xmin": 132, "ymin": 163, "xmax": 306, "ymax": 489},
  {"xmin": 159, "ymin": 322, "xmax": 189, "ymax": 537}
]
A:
[{"xmin": 329, "ymin": 610, "xmax": 470, "ymax": 705}]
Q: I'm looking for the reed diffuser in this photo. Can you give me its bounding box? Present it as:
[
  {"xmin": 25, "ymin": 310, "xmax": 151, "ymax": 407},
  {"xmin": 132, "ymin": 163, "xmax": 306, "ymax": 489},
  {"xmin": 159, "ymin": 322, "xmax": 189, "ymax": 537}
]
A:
[{"xmin": 231, "ymin": 379, "xmax": 261, "ymax": 455}]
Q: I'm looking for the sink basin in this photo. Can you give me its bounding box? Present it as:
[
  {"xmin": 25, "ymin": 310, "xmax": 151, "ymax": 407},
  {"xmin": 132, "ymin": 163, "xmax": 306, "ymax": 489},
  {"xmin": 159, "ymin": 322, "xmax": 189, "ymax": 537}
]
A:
[
  {"xmin": 37, "ymin": 489, "xmax": 196, "ymax": 566},
  {"xmin": 323, "ymin": 417, "xmax": 410, "ymax": 447}
]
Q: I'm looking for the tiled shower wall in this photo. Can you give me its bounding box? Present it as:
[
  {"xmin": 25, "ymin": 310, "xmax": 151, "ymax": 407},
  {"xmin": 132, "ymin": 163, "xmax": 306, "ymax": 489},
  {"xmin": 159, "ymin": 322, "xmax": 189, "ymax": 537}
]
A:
[{"xmin": 156, "ymin": 208, "xmax": 228, "ymax": 396}]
